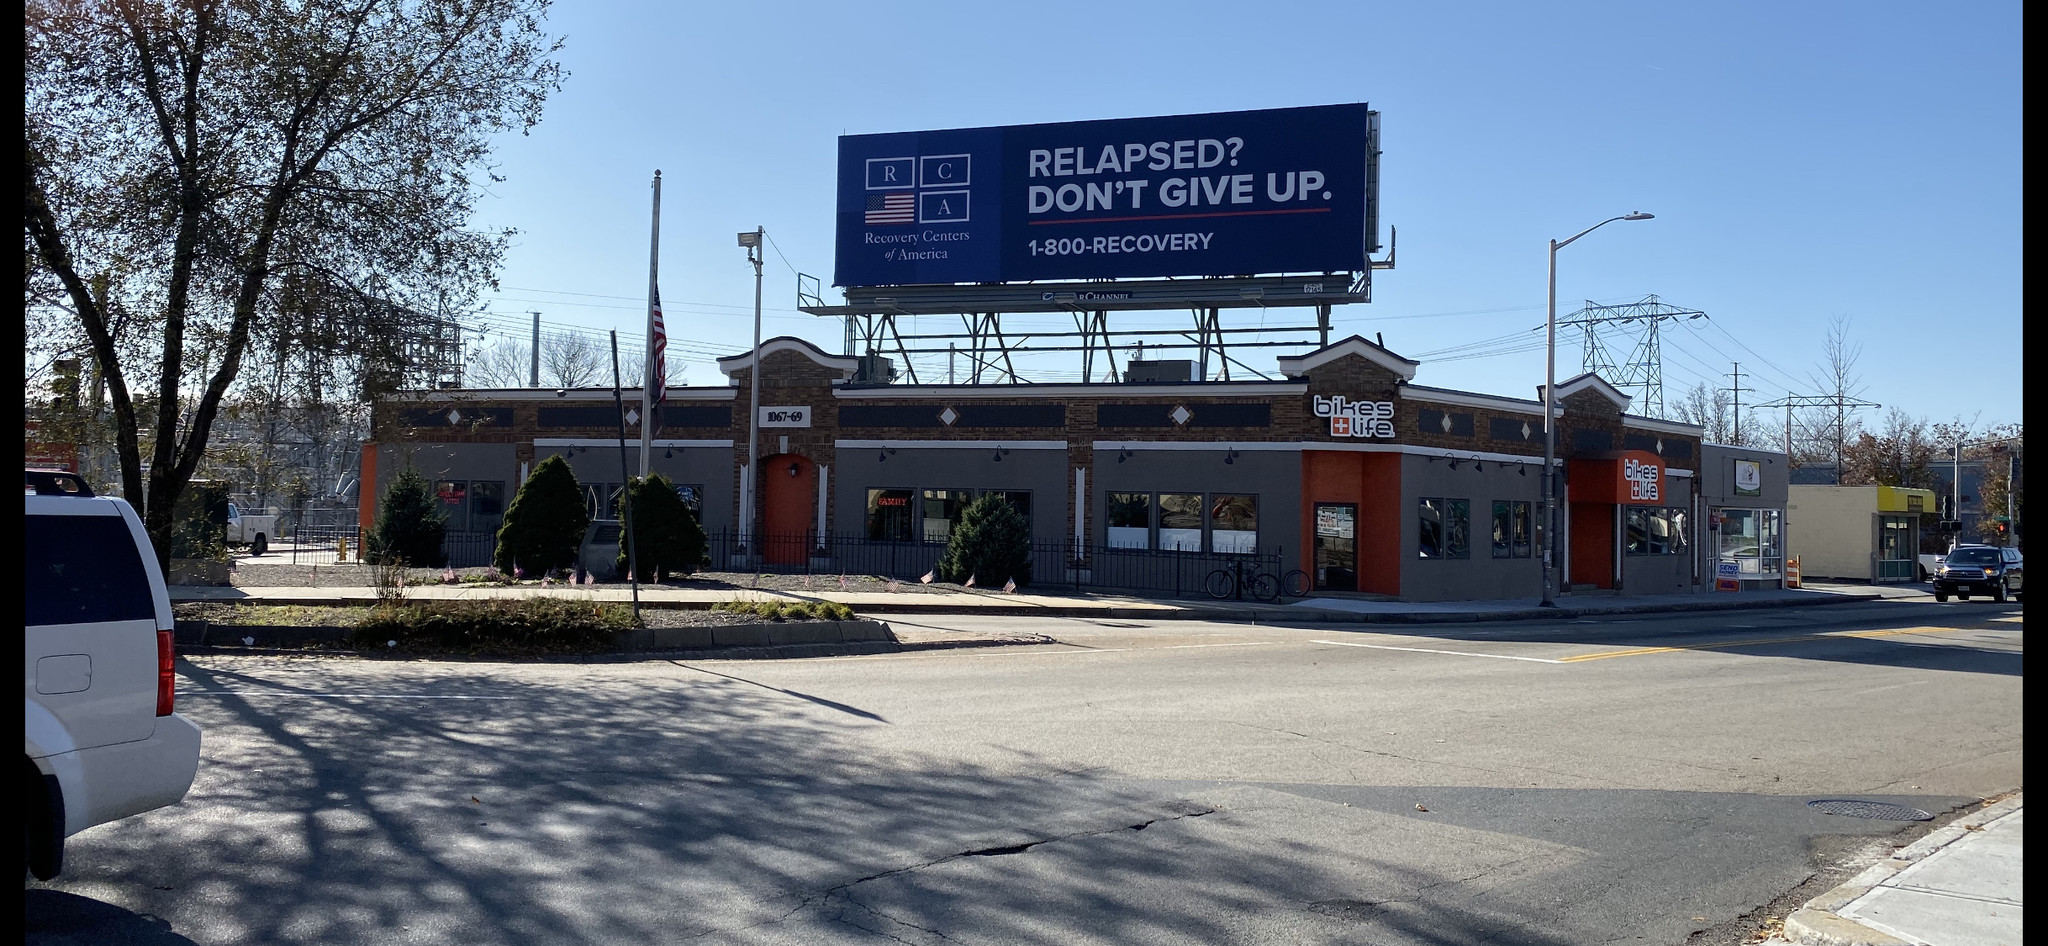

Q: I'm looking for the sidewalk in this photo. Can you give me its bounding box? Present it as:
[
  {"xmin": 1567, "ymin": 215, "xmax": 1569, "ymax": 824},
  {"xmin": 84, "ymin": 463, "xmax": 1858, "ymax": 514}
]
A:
[
  {"xmin": 1779, "ymin": 794, "xmax": 2022, "ymax": 946},
  {"xmin": 171, "ymin": 578, "xmax": 1892, "ymax": 623}
]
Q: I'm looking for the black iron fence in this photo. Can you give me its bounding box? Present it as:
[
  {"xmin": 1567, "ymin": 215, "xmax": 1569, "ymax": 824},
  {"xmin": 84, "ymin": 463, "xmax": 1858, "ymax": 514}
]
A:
[
  {"xmin": 288, "ymin": 527, "xmax": 362, "ymax": 566},
  {"xmin": 284, "ymin": 524, "xmax": 1281, "ymax": 598},
  {"xmin": 701, "ymin": 528, "xmax": 1281, "ymax": 599}
]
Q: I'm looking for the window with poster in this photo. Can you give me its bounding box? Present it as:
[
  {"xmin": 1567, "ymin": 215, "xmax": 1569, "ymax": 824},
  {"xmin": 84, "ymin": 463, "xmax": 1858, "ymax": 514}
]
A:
[{"xmin": 1715, "ymin": 508, "xmax": 1781, "ymax": 577}]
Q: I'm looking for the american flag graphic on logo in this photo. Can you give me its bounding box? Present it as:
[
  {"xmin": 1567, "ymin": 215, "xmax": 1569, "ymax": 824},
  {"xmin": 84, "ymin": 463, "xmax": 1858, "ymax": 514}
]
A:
[{"xmin": 866, "ymin": 192, "xmax": 914, "ymax": 225}]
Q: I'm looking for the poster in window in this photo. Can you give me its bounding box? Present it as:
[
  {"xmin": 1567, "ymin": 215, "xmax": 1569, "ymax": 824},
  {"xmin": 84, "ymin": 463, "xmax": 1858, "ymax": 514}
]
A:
[{"xmin": 1733, "ymin": 459, "xmax": 1763, "ymax": 497}]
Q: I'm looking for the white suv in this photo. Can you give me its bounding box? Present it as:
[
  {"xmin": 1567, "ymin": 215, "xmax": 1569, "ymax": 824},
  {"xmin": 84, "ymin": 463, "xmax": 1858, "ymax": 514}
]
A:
[{"xmin": 25, "ymin": 470, "xmax": 202, "ymax": 880}]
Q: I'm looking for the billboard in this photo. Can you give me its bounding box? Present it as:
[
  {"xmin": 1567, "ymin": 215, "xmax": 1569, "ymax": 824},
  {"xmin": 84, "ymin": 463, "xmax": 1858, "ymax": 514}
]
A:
[{"xmin": 834, "ymin": 104, "xmax": 1379, "ymax": 288}]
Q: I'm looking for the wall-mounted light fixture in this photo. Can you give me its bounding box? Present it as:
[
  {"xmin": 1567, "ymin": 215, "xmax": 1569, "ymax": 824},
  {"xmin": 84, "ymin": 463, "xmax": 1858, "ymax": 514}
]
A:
[
  {"xmin": 1518, "ymin": 463, "xmax": 1528, "ymax": 477},
  {"xmin": 663, "ymin": 448, "xmax": 674, "ymax": 459},
  {"xmin": 1448, "ymin": 459, "xmax": 1461, "ymax": 470},
  {"xmin": 878, "ymin": 447, "xmax": 898, "ymax": 462},
  {"xmin": 786, "ymin": 461, "xmax": 801, "ymax": 478},
  {"xmin": 1224, "ymin": 448, "xmax": 1240, "ymax": 465},
  {"xmin": 1116, "ymin": 447, "xmax": 1132, "ymax": 463},
  {"xmin": 1473, "ymin": 459, "xmax": 1485, "ymax": 472},
  {"xmin": 992, "ymin": 446, "xmax": 1011, "ymax": 462}
]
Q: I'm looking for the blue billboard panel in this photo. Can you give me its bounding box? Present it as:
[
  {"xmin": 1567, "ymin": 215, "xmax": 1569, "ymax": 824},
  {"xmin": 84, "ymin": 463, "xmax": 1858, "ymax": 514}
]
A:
[{"xmin": 834, "ymin": 104, "xmax": 1377, "ymax": 287}]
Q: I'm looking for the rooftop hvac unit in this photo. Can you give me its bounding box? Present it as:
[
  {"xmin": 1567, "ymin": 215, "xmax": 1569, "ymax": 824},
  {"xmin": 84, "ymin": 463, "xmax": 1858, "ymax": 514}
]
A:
[
  {"xmin": 855, "ymin": 354, "xmax": 897, "ymax": 384},
  {"xmin": 1122, "ymin": 360, "xmax": 1195, "ymax": 383}
]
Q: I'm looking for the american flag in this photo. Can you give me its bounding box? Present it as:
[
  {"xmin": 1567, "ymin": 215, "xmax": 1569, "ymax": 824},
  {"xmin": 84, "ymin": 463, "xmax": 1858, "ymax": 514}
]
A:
[
  {"xmin": 648, "ymin": 287, "xmax": 667, "ymax": 411},
  {"xmin": 866, "ymin": 192, "xmax": 914, "ymax": 225}
]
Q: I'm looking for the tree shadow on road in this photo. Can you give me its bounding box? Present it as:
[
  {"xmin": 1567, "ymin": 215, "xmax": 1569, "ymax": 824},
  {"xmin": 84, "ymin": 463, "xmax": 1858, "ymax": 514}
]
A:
[{"xmin": 34, "ymin": 655, "xmax": 1579, "ymax": 946}]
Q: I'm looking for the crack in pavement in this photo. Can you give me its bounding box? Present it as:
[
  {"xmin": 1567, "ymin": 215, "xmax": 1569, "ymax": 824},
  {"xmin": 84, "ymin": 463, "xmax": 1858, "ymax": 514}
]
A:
[{"xmin": 683, "ymin": 804, "xmax": 1221, "ymax": 941}]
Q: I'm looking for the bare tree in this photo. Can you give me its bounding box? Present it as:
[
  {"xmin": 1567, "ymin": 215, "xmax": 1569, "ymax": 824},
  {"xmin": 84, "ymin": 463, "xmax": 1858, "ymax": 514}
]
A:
[
  {"xmin": 1790, "ymin": 314, "xmax": 1870, "ymax": 472},
  {"xmin": 466, "ymin": 339, "xmax": 532, "ymax": 389},
  {"xmin": 25, "ymin": 0, "xmax": 563, "ymax": 566},
  {"xmin": 540, "ymin": 332, "xmax": 605, "ymax": 388},
  {"xmin": 1669, "ymin": 380, "xmax": 1770, "ymax": 446}
]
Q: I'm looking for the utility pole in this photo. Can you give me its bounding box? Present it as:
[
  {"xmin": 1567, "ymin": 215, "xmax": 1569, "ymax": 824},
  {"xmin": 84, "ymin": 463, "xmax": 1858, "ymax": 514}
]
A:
[
  {"xmin": 737, "ymin": 227, "xmax": 765, "ymax": 568},
  {"xmin": 1725, "ymin": 362, "xmax": 1753, "ymax": 445},
  {"xmin": 529, "ymin": 311, "xmax": 541, "ymax": 387}
]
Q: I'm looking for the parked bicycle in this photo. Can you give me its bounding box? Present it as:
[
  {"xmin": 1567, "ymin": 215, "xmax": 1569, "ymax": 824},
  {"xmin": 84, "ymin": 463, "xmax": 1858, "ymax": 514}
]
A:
[{"xmin": 1206, "ymin": 559, "xmax": 1282, "ymax": 602}]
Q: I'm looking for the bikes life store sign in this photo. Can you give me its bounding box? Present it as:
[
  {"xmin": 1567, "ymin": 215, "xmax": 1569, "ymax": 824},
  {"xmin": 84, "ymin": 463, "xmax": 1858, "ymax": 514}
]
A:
[
  {"xmin": 834, "ymin": 103, "xmax": 1381, "ymax": 287},
  {"xmin": 1568, "ymin": 450, "xmax": 1669, "ymax": 505},
  {"xmin": 1314, "ymin": 395, "xmax": 1395, "ymax": 438}
]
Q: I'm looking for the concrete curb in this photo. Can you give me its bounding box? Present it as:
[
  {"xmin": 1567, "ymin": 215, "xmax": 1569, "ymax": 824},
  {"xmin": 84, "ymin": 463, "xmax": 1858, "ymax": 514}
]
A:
[
  {"xmin": 1780, "ymin": 793, "xmax": 2024, "ymax": 946},
  {"xmin": 177, "ymin": 588, "xmax": 1886, "ymax": 624},
  {"xmin": 172, "ymin": 618, "xmax": 1041, "ymax": 661},
  {"xmin": 847, "ymin": 589, "xmax": 1886, "ymax": 624}
]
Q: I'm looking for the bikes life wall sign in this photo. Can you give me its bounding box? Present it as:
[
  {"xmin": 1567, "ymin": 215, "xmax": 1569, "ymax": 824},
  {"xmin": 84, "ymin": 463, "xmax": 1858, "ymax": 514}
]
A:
[{"xmin": 1314, "ymin": 395, "xmax": 1395, "ymax": 438}]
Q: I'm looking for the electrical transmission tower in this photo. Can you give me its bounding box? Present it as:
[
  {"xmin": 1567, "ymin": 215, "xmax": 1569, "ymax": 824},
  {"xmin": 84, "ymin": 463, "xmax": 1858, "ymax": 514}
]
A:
[
  {"xmin": 1754, "ymin": 392, "xmax": 1881, "ymax": 475},
  {"xmin": 1558, "ymin": 294, "xmax": 1706, "ymax": 418}
]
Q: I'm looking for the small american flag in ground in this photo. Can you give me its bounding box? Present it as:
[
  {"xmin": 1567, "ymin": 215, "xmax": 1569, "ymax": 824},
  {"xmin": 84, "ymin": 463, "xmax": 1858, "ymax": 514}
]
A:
[{"xmin": 866, "ymin": 193, "xmax": 914, "ymax": 224}]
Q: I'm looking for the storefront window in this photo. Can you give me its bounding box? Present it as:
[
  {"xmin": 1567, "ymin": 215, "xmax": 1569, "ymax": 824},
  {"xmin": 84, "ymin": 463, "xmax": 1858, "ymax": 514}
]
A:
[
  {"xmin": 984, "ymin": 490, "xmax": 1032, "ymax": 532},
  {"xmin": 469, "ymin": 482, "xmax": 505, "ymax": 535},
  {"xmin": 920, "ymin": 488, "xmax": 972, "ymax": 543},
  {"xmin": 1492, "ymin": 500, "xmax": 1533, "ymax": 559},
  {"xmin": 1717, "ymin": 508, "xmax": 1783, "ymax": 577},
  {"xmin": 1159, "ymin": 493, "xmax": 1202, "ymax": 551},
  {"xmin": 866, "ymin": 488, "xmax": 914, "ymax": 541},
  {"xmin": 675, "ymin": 484, "xmax": 703, "ymax": 519},
  {"xmin": 1513, "ymin": 501, "xmax": 1533, "ymax": 558},
  {"xmin": 1210, "ymin": 494, "xmax": 1258, "ymax": 554},
  {"xmin": 1627, "ymin": 507, "xmax": 1687, "ymax": 556},
  {"xmin": 1107, "ymin": 492, "xmax": 1151, "ymax": 549},
  {"xmin": 1420, "ymin": 498, "xmax": 1469, "ymax": 559},
  {"xmin": 1626, "ymin": 507, "xmax": 1650, "ymax": 555},
  {"xmin": 1445, "ymin": 499, "xmax": 1470, "ymax": 559}
]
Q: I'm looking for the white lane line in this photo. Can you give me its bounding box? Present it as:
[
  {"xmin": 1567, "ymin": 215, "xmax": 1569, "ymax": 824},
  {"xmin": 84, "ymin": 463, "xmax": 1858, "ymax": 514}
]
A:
[
  {"xmin": 178, "ymin": 691, "xmax": 516, "ymax": 700},
  {"xmin": 1308, "ymin": 640, "xmax": 1566, "ymax": 664},
  {"xmin": 1157, "ymin": 641, "xmax": 1280, "ymax": 650}
]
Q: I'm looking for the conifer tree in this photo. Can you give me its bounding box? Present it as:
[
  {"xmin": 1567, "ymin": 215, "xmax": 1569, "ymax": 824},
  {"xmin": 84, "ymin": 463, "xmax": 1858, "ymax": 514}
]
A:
[
  {"xmin": 615, "ymin": 473, "xmax": 708, "ymax": 582},
  {"xmin": 494, "ymin": 456, "xmax": 588, "ymax": 575},
  {"xmin": 936, "ymin": 493, "xmax": 1032, "ymax": 588},
  {"xmin": 368, "ymin": 468, "xmax": 447, "ymax": 567}
]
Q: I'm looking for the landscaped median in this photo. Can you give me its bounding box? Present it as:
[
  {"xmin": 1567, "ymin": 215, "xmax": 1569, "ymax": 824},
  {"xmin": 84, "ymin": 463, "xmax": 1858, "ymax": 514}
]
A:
[{"xmin": 170, "ymin": 597, "xmax": 926, "ymax": 659}]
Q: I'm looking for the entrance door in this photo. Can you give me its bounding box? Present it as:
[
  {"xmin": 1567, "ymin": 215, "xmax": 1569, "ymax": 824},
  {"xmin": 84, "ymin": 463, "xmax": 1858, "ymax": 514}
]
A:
[
  {"xmin": 761, "ymin": 454, "xmax": 814, "ymax": 565},
  {"xmin": 1313, "ymin": 503, "xmax": 1357, "ymax": 592}
]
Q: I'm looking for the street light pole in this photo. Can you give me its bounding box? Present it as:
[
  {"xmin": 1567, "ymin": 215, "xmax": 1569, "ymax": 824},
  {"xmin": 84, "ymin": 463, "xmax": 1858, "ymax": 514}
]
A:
[
  {"xmin": 738, "ymin": 228, "xmax": 765, "ymax": 569},
  {"xmin": 1542, "ymin": 212, "xmax": 1654, "ymax": 608}
]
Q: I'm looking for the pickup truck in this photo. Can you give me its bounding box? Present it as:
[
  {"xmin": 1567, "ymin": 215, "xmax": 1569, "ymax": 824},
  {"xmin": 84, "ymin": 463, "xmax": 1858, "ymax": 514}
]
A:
[
  {"xmin": 225, "ymin": 502, "xmax": 276, "ymax": 556},
  {"xmin": 1917, "ymin": 551, "xmax": 1947, "ymax": 582}
]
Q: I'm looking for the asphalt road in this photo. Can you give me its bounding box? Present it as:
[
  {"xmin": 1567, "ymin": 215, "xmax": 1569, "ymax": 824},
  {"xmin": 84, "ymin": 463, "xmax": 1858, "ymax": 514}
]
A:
[{"xmin": 26, "ymin": 598, "xmax": 2023, "ymax": 946}]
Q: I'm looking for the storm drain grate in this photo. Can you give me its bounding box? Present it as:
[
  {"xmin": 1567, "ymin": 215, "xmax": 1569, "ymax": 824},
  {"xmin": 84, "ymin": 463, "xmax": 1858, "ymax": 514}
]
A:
[{"xmin": 1807, "ymin": 799, "xmax": 1934, "ymax": 821}]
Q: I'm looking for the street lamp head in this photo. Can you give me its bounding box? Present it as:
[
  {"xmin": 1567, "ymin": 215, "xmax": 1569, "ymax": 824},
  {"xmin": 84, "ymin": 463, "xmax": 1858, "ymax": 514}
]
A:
[
  {"xmin": 737, "ymin": 231, "xmax": 761, "ymax": 248},
  {"xmin": 1623, "ymin": 212, "xmax": 1655, "ymax": 221}
]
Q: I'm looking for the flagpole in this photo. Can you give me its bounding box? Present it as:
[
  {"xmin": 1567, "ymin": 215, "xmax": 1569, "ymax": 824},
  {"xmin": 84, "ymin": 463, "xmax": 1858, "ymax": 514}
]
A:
[{"xmin": 640, "ymin": 170, "xmax": 661, "ymax": 478}]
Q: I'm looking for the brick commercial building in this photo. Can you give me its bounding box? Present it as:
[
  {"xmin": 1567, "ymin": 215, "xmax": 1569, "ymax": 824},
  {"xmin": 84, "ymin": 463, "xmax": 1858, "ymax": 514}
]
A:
[{"xmin": 367, "ymin": 335, "xmax": 1740, "ymax": 601}]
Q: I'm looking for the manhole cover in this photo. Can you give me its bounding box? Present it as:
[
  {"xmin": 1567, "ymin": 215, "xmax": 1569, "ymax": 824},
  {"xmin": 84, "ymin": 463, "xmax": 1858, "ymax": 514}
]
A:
[{"xmin": 1807, "ymin": 799, "xmax": 1934, "ymax": 821}]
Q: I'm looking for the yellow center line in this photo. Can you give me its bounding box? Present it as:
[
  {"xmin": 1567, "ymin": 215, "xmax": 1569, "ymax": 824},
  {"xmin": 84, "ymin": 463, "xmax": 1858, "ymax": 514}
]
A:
[{"xmin": 1558, "ymin": 626, "xmax": 1967, "ymax": 663}]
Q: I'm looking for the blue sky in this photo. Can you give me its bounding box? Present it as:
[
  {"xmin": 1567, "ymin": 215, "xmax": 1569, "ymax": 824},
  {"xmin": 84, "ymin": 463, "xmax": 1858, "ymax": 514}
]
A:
[{"xmin": 471, "ymin": 0, "xmax": 2021, "ymax": 430}]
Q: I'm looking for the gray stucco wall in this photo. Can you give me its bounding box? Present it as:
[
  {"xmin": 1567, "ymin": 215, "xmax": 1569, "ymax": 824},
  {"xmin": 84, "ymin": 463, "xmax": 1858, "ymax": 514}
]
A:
[
  {"xmin": 377, "ymin": 443, "xmax": 519, "ymax": 493},
  {"xmin": 1397, "ymin": 453, "xmax": 1545, "ymax": 602},
  {"xmin": 1091, "ymin": 448, "xmax": 1303, "ymax": 572},
  {"xmin": 833, "ymin": 446, "xmax": 1070, "ymax": 543},
  {"xmin": 533, "ymin": 444, "xmax": 736, "ymax": 533},
  {"xmin": 1698, "ymin": 445, "xmax": 1790, "ymax": 507}
]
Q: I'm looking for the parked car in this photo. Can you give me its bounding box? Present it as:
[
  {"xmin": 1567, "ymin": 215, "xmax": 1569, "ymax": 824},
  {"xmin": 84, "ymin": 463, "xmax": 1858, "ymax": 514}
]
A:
[
  {"xmin": 25, "ymin": 469, "xmax": 203, "ymax": 880},
  {"xmin": 1931, "ymin": 544, "xmax": 2024, "ymax": 603}
]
